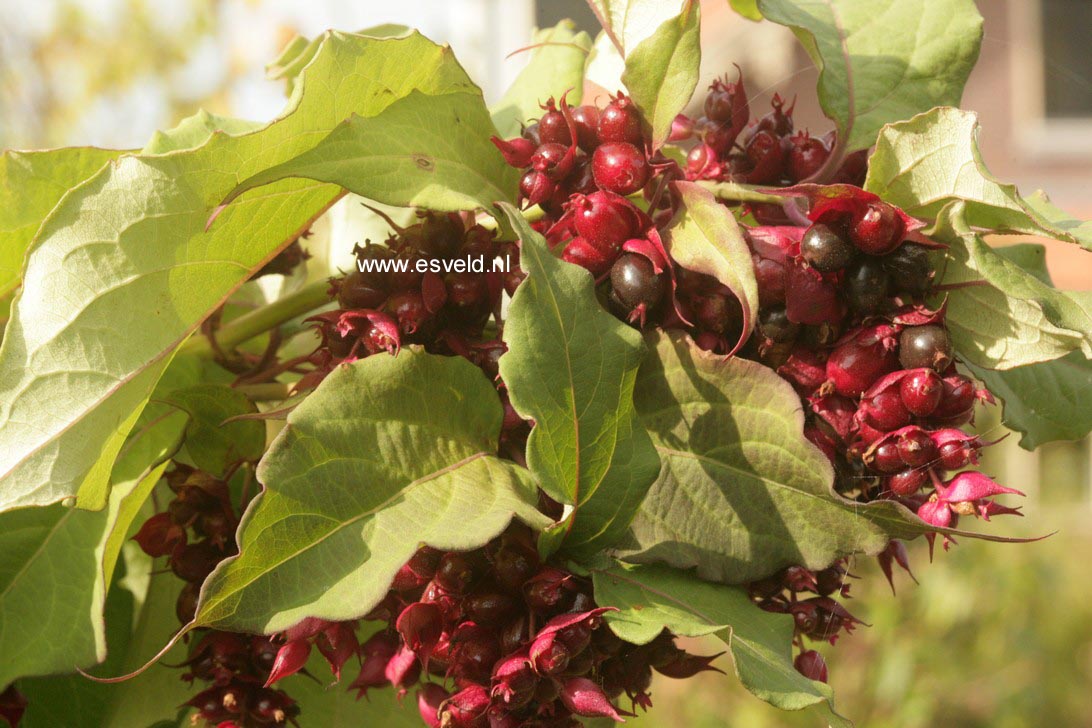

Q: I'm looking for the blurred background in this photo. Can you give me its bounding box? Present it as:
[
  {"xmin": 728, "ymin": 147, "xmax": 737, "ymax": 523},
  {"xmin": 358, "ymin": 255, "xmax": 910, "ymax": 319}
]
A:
[{"xmin": 2, "ymin": 0, "xmax": 1091, "ymax": 725}]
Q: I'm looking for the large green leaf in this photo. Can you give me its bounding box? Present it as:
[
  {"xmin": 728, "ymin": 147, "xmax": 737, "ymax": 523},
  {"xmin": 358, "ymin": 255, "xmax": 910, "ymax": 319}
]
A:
[
  {"xmin": 0, "ymin": 147, "xmax": 128, "ymax": 298},
  {"xmin": 968, "ymin": 352, "xmax": 1092, "ymax": 450},
  {"xmin": 194, "ymin": 350, "xmax": 549, "ymax": 634},
  {"xmin": 0, "ymin": 462, "xmax": 165, "ymax": 688},
  {"xmin": 758, "ymin": 0, "xmax": 982, "ymax": 153},
  {"xmin": 588, "ymin": 0, "xmax": 688, "ymax": 56},
  {"xmin": 19, "ymin": 567, "xmax": 192, "ymax": 728},
  {"xmin": 162, "ymin": 385, "xmax": 265, "ymax": 478},
  {"xmin": 865, "ymin": 107, "xmax": 1091, "ymax": 248},
  {"xmin": 953, "ymin": 243, "xmax": 1092, "ymax": 448},
  {"xmin": 929, "ymin": 203, "xmax": 1092, "ymax": 370},
  {"xmin": 0, "ymin": 30, "xmax": 487, "ymax": 512},
  {"xmin": 217, "ymin": 90, "xmax": 519, "ymax": 214},
  {"xmin": 663, "ymin": 182, "xmax": 759, "ymax": 354},
  {"xmin": 621, "ymin": 0, "xmax": 701, "ymax": 149},
  {"xmin": 617, "ymin": 330, "xmax": 1009, "ymax": 583},
  {"xmin": 592, "ymin": 561, "xmax": 845, "ymax": 722},
  {"xmin": 497, "ymin": 205, "xmax": 660, "ymax": 558},
  {"xmin": 491, "ymin": 21, "xmax": 593, "ymax": 139}
]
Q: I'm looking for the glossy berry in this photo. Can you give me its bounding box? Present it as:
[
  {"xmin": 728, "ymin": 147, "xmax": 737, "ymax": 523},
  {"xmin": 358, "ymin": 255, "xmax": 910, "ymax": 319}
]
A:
[
  {"xmin": 898, "ymin": 429, "xmax": 938, "ymax": 468},
  {"xmin": 386, "ymin": 291, "xmax": 429, "ymax": 335},
  {"xmin": 861, "ymin": 390, "xmax": 911, "ymax": 432},
  {"xmin": 848, "ymin": 202, "xmax": 904, "ymax": 255},
  {"xmin": 597, "ymin": 94, "xmax": 644, "ymax": 145},
  {"xmin": 787, "ymin": 132, "xmax": 829, "ymax": 181},
  {"xmin": 871, "ymin": 441, "xmax": 904, "ymax": 474},
  {"xmin": 898, "ymin": 325, "xmax": 953, "ymax": 371},
  {"xmin": 887, "ymin": 468, "xmax": 927, "ymax": 496},
  {"xmin": 900, "ymin": 368, "xmax": 944, "ymax": 416},
  {"xmin": 571, "ymin": 105, "xmax": 601, "ymax": 150},
  {"xmin": 933, "ymin": 374, "xmax": 977, "ymax": 423},
  {"xmin": 939, "ymin": 441, "xmax": 972, "ymax": 470},
  {"xmin": 883, "ymin": 243, "xmax": 934, "ymax": 294},
  {"xmin": 845, "ymin": 258, "xmax": 890, "ymax": 313},
  {"xmin": 592, "ymin": 142, "xmax": 650, "ymax": 195},
  {"xmin": 758, "ymin": 306, "xmax": 800, "ymax": 343},
  {"xmin": 570, "ymin": 191, "xmax": 640, "ymax": 251},
  {"xmin": 610, "ymin": 253, "xmax": 665, "ymax": 311},
  {"xmin": 338, "ymin": 269, "xmax": 388, "ymax": 309},
  {"xmin": 537, "ymin": 102, "xmax": 571, "ymax": 145},
  {"xmin": 800, "ymin": 224, "xmax": 855, "ymax": 272}
]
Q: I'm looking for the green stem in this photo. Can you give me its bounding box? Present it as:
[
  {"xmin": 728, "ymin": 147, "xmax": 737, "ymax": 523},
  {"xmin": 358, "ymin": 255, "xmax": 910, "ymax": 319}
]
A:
[
  {"xmin": 696, "ymin": 181, "xmax": 787, "ymax": 205},
  {"xmin": 181, "ymin": 279, "xmax": 332, "ymax": 358}
]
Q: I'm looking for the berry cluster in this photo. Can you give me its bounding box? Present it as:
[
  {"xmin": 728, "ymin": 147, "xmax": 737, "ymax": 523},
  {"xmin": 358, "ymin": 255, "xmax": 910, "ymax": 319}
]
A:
[
  {"xmin": 351, "ymin": 524, "xmax": 720, "ymax": 727},
  {"xmin": 675, "ymin": 69, "xmax": 868, "ymax": 195},
  {"xmin": 115, "ymin": 74, "xmax": 1027, "ymax": 728},
  {"xmin": 132, "ymin": 465, "xmax": 312, "ymax": 727}
]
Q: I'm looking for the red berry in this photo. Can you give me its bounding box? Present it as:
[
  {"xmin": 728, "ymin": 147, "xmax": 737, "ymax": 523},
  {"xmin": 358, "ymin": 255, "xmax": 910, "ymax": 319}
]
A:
[
  {"xmin": 898, "ymin": 429, "xmax": 938, "ymax": 468},
  {"xmin": 571, "ymin": 105, "xmax": 600, "ymax": 150},
  {"xmin": 825, "ymin": 325, "xmax": 900, "ymax": 397},
  {"xmin": 848, "ymin": 202, "xmax": 904, "ymax": 255},
  {"xmin": 794, "ymin": 650, "xmax": 828, "ymax": 682},
  {"xmin": 338, "ymin": 268, "xmax": 389, "ymax": 309},
  {"xmin": 871, "ymin": 441, "xmax": 905, "ymax": 474},
  {"xmin": 592, "ymin": 142, "xmax": 650, "ymax": 195},
  {"xmin": 597, "ymin": 93, "xmax": 643, "ymax": 145},
  {"xmin": 538, "ymin": 102, "xmax": 571, "ymax": 145},
  {"xmin": 887, "ymin": 468, "xmax": 927, "ymax": 496},
  {"xmin": 787, "ymin": 131, "xmax": 829, "ymax": 181},
  {"xmin": 900, "ymin": 368, "xmax": 943, "ymax": 416},
  {"xmin": 744, "ymin": 129, "xmax": 786, "ymax": 184},
  {"xmin": 570, "ymin": 191, "xmax": 641, "ymax": 251},
  {"xmin": 859, "ymin": 390, "xmax": 911, "ymax": 433},
  {"xmin": 756, "ymin": 93, "xmax": 794, "ymax": 136},
  {"xmin": 562, "ymin": 236, "xmax": 617, "ymax": 276}
]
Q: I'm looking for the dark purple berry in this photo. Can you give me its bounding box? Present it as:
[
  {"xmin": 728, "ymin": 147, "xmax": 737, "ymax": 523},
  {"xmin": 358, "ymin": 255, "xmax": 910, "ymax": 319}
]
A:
[
  {"xmin": 883, "ymin": 243, "xmax": 934, "ymax": 295},
  {"xmin": 898, "ymin": 325, "xmax": 953, "ymax": 371},
  {"xmin": 845, "ymin": 257, "xmax": 890, "ymax": 313},
  {"xmin": 800, "ymin": 224, "xmax": 855, "ymax": 272},
  {"xmin": 610, "ymin": 253, "xmax": 665, "ymax": 311},
  {"xmin": 758, "ymin": 306, "xmax": 800, "ymax": 343}
]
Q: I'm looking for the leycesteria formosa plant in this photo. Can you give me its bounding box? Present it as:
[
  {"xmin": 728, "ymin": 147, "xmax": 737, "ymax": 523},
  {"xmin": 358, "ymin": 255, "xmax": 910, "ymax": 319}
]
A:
[{"xmin": 1, "ymin": 1, "xmax": 1090, "ymax": 726}]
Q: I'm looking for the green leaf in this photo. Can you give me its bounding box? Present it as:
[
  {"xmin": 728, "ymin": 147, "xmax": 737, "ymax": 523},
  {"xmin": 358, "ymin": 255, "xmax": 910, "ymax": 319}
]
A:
[
  {"xmin": 1023, "ymin": 190, "xmax": 1092, "ymax": 249},
  {"xmin": 617, "ymin": 330, "xmax": 1006, "ymax": 583},
  {"xmin": 591, "ymin": 561, "xmax": 845, "ymax": 721},
  {"xmin": 0, "ymin": 30, "xmax": 485, "ymax": 512},
  {"xmin": 162, "ymin": 385, "xmax": 265, "ymax": 478},
  {"xmin": 929, "ymin": 203, "xmax": 1092, "ymax": 369},
  {"xmin": 729, "ymin": 0, "xmax": 763, "ymax": 21},
  {"xmin": 0, "ymin": 462, "xmax": 164, "ymax": 687},
  {"xmin": 589, "ymin": 0, "xmax": 689, "ymax": 57},
  {"xmin": 664, "ymin": 182, "xmax": 759, "ymax": 353},
  {"xmin": 19, "ymin": 567, "xmax": 193, "ymax": 728},
  {"xmin": 0, "ymin": 147, "xmax": 128, "ymax": 298},
  {"xmin": 865, "ymin": 107, "xmax": 1092, "ymax": 248},
  {"xmin": 967, "ymin": 352, "xmax": 1092, "ymax": 450},
  {"xmin": 267, "ymin": 25, "xmax": 412, "ymax": 96},
  {"xmin": 142, "ymin": 109, "xmax": 264, "ymax": 154},
  {"xmin": 218, "ymin": 90, "xmax": 519, "ymax": 214},
  {"xmin": 195, "ymin": 349, "xmax": 549, "ymax": 633},
  {"xmin": 621, "ymin": 0, "xmax": 701, "ymax": 149},
  {"xmin": 491, "ymin": 21, "xmax": 593, "ymax": 139},
  {"xmin": 757, "ymin": 0, "xmax": 982, "ymax": 153},
  {"xmin": 497, "ymin": 204, "xmax": 660, "ymax": 557}
]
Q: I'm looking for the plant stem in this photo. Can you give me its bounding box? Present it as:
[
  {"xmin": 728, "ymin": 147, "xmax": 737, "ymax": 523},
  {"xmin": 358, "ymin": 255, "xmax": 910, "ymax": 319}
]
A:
[
  {"xmin": 181, "ymin": 279, "xmax": 332, "ymax": 358},
  {"xmin": 234, "ymin": 382, "xmax": 292, "ymax": 401},
  {"xmin": 695, "ymin": 181, "xmax": 787, "ymax": 205}
]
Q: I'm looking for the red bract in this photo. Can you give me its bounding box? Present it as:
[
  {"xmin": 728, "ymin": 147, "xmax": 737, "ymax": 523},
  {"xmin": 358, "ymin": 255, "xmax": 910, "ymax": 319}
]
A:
[
  {"xmin": 825, "ymin": 324, "xmax": 900, "ymax": 397},
  {"xmin": 560, "ymin": 677, "xmax": 629, "ymax": 721}
]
